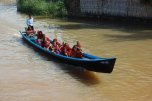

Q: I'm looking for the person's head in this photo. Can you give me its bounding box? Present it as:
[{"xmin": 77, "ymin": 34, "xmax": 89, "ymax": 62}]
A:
[
  {"xmin": 37, "ymin": 31, "xmax": 43, "ymax": 35},
  {"xmin": 72, "ymin": 45, "xmax": 77, "ymax": 51},
  {"xmin": 27, "ymin": 26, "xmax": 32, "ymax": 30},
  {"xmin": 53, "ymin": 42, "xmax": 57, "ymax": 46},
  {"xmin": 77, "ymin": 41, "xmax": 80, "ymax": 45},
  {"xmin": 63, "ymin": 43, "xmax": 68, "ymax": 47},
  {"xmin": 28, "ymin": 14, "xmax": 32, "ymax": 19},
  {"xmin": 53, "ymin": 38, "xmax": 57, "ymax": 42},
  {"xmin": 52, "ymin": 38, "xmax": 56, "ymax": 43}
]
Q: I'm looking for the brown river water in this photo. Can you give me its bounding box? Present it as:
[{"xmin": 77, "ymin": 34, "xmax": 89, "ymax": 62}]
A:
[{"xmin": 0, "ymin": 0, "xmax": 152, "ymax": 101}]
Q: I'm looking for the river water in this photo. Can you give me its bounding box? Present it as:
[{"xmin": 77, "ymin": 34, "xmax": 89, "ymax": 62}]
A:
[{"xmin": 0, "ymin": 1, "xmax": 152, "ymax": 101}]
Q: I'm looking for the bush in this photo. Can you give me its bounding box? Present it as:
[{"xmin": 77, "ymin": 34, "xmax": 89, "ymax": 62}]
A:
[{"xmin": 17, "ymin": 0, "xmax": 67, "ymax": 17}]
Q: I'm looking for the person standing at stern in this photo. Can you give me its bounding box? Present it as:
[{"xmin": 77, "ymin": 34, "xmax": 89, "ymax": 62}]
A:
[{"xmin": 26, "ymin": 14, "xmax": 34, "ymax": 30}]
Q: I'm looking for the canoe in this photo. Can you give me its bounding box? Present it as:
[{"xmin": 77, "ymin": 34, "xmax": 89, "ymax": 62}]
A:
[{"xmin": 19, "ymin": 31, "xmax": 116, "ymax": 73}]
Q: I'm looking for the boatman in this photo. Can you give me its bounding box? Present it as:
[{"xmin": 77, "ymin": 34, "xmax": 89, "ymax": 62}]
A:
[{"xmin": 26, "ymin": 14, "xmax": 34, "ymax": 30}]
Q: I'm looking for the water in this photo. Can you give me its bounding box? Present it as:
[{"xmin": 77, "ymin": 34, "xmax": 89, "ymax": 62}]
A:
[{"xmin": 0, "ymin": 1, "xmax": 152, "ymax": 101}]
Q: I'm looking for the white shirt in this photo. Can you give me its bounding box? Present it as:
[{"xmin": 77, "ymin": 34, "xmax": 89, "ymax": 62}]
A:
[{"xmin": 26, "ymin": 18, "xmax": 33, "ymax": 26}]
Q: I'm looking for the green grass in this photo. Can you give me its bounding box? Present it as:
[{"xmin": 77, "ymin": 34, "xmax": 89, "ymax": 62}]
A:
[{"xmin": 17, "ymin": 0, "xmax": 67, "ymax": 17}]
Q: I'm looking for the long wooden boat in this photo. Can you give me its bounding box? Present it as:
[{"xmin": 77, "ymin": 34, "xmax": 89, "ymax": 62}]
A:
[{"xmin": 19, "ymin": 31, "xmax": 116, "ymax": 73}]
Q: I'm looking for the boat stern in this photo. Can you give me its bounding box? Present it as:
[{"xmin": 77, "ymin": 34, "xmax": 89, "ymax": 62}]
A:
[{"xmin": 84, "ymin": 58, "xmax": 116, "ymax": 73}]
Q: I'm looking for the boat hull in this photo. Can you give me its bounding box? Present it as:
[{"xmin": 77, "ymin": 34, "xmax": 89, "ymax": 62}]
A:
[{"xmin": 19, "ymin": 31, "xmax": 116, "ymax": 73}]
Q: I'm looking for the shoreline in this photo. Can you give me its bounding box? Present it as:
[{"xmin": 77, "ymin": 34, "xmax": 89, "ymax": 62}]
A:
[{"xmin": 67, "ymin": 14, "xmax": 152, "ymax": 26}]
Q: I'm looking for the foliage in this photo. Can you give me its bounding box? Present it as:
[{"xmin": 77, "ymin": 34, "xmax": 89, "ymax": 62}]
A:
[{"xmin": 17, "ymin": 0, "xmax": 67, "ymax": 17}]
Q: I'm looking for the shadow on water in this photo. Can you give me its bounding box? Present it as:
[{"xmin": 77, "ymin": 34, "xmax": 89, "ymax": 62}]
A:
[
  {"xmin": 19, "ymin": 38, "xmax": 101, "ymax": 86},
  {"xmin": 57, "ymin": 19, "xmax": 152, "ymax": 41},
  {"xmin": 103, "ymin": 30, "xmax": 152, "ymax": 42},
  {"xmin": 50, "ymin": 59, "xmax": 101, "ymax": 86},
  {"xmin": 55, "ymin": 63, "xmax": 101, "ymax": 86}
]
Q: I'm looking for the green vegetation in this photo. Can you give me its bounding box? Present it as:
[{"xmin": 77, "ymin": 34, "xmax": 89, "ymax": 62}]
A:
[{"xmin": 17, "ymin": 0, "xmax": 67, "ymax": 17}]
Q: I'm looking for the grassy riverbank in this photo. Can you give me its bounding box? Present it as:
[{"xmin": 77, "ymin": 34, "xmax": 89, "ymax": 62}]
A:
[{"xmin": 17, "ymin": 0, "xmax": 67, "ymax": 17}]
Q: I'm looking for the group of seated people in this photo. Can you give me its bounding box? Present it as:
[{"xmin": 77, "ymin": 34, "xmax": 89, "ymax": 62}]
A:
[{"xmin": 25, "ymin": 26, "xmax": 83, "ymax": 58}]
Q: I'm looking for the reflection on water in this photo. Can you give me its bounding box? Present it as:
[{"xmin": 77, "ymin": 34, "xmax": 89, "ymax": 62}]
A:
[{"xmin": 0, "ymin": 1, "xmax": 152, "ymax": 101}]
